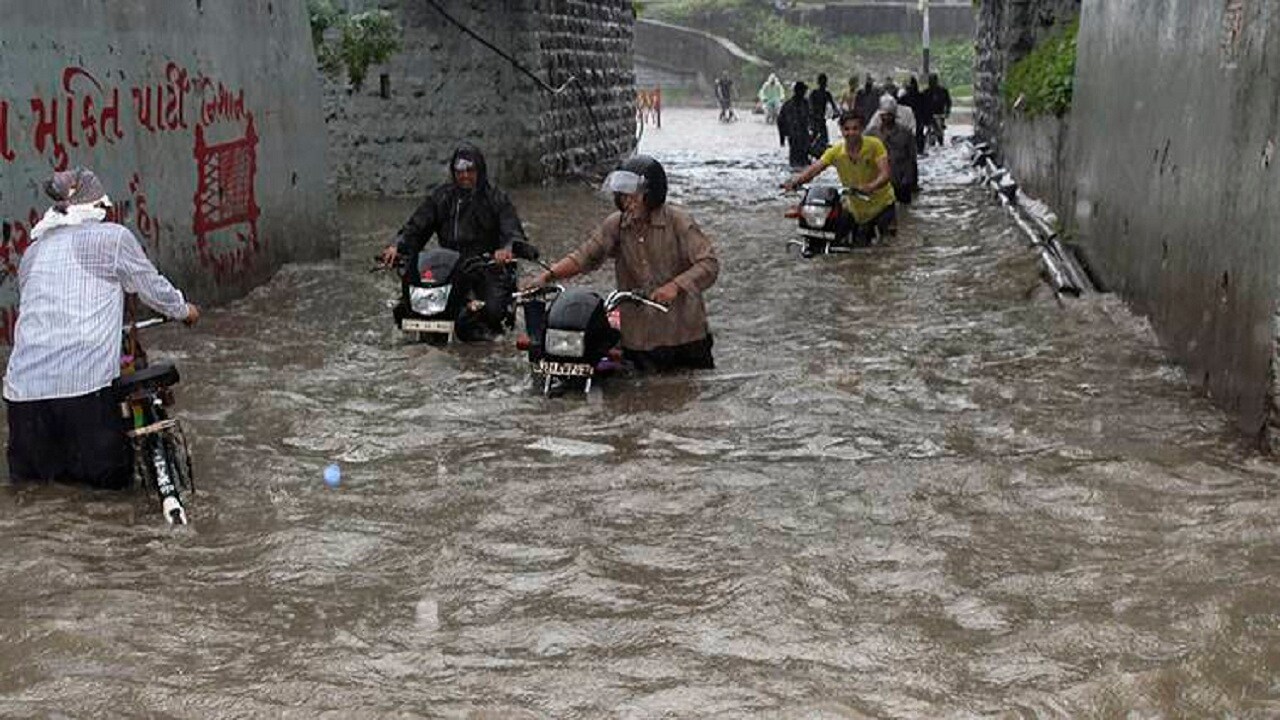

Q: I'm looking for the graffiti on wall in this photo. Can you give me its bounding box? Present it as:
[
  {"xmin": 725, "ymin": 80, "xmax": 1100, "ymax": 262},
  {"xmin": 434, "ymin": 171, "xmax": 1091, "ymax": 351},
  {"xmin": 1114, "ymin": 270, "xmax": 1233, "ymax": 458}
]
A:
[{"xmin": 0, "ymin": 61, "xmax": 263, "ymax": 341}]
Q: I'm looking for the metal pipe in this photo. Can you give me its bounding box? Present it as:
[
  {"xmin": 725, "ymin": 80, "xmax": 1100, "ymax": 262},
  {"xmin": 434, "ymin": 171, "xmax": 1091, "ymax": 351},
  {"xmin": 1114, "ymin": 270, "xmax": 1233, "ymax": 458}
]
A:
[
  {"xmin": 1049, "ymin": 236, "xmax": 1094, "ymax": 294},
  {"xmin": 968, "ymin": 141, "xmax": 1083, "ymax": 297}
]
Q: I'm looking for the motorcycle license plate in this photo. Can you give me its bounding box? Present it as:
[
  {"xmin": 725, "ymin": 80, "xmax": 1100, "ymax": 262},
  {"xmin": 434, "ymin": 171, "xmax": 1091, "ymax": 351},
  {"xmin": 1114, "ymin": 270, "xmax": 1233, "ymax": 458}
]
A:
[
  {"xmin": 535, "ymin": 360, "xmax": 594, "ymax": 377},
  {"xmin": 402, "ymin": 319, "xmax": 453, "ymax": 334}
]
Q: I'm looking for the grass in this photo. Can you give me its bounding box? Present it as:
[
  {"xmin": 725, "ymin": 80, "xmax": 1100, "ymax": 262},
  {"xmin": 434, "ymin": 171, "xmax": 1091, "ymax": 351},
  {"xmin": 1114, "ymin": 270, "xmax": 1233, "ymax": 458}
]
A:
[{"xmin": 646, "ymin": 0, "xmax": 975, "ymax": 92}]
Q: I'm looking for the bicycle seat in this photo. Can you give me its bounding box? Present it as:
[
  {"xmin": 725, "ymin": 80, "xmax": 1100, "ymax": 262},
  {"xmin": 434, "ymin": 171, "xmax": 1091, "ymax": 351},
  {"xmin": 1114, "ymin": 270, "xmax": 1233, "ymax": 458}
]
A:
[{"xmin": 112, "ymin": 363, "xmax": 180, "ymax": 398}]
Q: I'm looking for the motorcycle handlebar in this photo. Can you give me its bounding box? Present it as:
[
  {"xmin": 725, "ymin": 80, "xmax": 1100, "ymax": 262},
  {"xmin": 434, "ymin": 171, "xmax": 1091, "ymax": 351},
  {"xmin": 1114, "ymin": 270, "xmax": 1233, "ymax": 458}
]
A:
[
  {"xmin": 781, "ymin": 184, "xmax": 872, "ymax": 202},
  {"xmin": 513, "ymin": 283, "xmax": 564, "ymax": 303},
  {"xmin": 606, "ymin": 290, "xmax": 669, "ymax": 313}
]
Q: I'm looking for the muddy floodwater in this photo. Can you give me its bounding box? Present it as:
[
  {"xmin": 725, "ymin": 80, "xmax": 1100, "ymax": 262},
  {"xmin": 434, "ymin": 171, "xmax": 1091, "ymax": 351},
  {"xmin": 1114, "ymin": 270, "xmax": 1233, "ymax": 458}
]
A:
[{"xmin": 3, "ymin": 108, "xmax": 1280, "ymax": 718}]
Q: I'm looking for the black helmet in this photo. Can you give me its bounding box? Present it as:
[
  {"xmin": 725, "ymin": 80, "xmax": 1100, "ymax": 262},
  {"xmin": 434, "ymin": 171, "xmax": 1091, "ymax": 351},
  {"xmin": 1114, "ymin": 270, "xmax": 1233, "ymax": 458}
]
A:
[{"xmin": 605, "ymin": 154, "xmax": 668, "ymax": 211}]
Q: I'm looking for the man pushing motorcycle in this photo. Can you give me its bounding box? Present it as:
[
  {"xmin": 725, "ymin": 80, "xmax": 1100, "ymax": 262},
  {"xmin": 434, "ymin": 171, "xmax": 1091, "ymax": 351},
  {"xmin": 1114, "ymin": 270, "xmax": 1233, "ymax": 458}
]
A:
[
  {"xmin": 527, "ymin": 155, "xmax": 720, "ymax": 372},
  {"xmin": 782, "ymin": 110, "xmax": 897, "ymax": 245}
]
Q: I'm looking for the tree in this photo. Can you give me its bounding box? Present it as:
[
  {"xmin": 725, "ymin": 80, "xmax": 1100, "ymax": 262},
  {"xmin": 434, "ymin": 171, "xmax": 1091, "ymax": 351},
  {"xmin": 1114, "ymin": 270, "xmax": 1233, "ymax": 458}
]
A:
[{"xmin": 307, "ymin": 1, "xmax": 403, "ymax": 92}]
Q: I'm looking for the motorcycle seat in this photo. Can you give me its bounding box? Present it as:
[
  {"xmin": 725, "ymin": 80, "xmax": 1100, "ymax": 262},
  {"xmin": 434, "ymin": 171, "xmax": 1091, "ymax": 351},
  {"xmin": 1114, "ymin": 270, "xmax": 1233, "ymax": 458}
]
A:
[{"xmin": 112, "ymin": 363, "xmax": 180, "ymax": 398}]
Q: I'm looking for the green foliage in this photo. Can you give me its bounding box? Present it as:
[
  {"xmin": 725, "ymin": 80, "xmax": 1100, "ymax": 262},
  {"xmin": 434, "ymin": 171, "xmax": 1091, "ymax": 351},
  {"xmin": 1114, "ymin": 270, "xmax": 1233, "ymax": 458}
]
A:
[
  {"xmin": 340, "ymin": 11, "xmax": 402, "ymax": 91},
  {"xmin": 306, "ymin": 0, "xmax": 340, "ymax": 47},
  {"xmin": 648, "ymin": 0, "xmax": 756, "ymax": 23},
  {"xmin": 645, "ymin": 0, "xmax": 976, "ymax": 93},
  {"xmin": 932, "ymin": 40, "xmax": 974, "ymax": 91},
  {"xmin": 1003, "ymin": 17, "xmax": 1078, "ymax": 117},
  {"xmin": 307, "ymin": 2, "xmax": 403, "ymax": 92},
  {"xmin": 750, "ymin": 13, "xmax": 839, "ymax": 67}
]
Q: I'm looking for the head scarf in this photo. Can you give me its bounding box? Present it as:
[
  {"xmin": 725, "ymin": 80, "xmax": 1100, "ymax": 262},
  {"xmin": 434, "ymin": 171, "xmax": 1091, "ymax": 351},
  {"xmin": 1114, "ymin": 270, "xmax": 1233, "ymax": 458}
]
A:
[
  {"xmin": 44, "ymin": 167, "xmax": 110, "ymax": 213},
  {"xmin": 31, "ymin": 167, "xmax": 113, "ymax": 240}
]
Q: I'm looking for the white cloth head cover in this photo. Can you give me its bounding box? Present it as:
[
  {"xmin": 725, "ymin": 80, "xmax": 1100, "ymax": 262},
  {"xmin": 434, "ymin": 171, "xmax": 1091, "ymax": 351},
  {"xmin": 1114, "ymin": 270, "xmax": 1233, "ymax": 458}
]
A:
[{"xmin": 30, "ymin": 196, "xmax": 113, "ymax": 241}]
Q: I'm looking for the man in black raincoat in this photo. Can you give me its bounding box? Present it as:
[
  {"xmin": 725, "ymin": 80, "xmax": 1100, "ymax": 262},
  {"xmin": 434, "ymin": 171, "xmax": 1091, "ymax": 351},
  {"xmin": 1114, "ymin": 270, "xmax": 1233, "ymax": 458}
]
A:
[
  {"xmin": 899, "ymin": 76, "xmax": 928, "ymax": 153},
  {"xmin": 380, "ymin": 144, "xmax": 529, "ymax": 337},
  {"xmin": 777, "ymin": 81, "xmax": 814, "ymax": 169}
]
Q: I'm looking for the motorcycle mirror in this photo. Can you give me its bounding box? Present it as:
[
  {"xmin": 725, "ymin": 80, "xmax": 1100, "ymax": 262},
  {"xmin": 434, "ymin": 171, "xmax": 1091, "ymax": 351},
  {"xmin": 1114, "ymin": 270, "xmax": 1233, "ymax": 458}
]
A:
[{"xmin": 511, "ymin": 240, "xmax": 540, "ymax": 261}]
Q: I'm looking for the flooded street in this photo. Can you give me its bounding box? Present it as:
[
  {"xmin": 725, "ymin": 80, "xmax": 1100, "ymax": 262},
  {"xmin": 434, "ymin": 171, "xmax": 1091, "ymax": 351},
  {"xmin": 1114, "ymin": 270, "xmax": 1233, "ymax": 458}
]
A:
[{"xmin": 4, "ymin": 108, "xmax": 1280, "ymax": 718}]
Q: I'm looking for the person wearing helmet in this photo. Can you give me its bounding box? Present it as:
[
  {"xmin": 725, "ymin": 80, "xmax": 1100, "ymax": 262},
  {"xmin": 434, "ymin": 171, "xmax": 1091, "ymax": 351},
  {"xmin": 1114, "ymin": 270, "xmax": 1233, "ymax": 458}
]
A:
[
  {"xmin": 531, "ymin": 156, "xmax": 720, "ymax": 372},
  {"xmin": 379, "ymin": 144, "xmax": 530, "ymax": 336}
]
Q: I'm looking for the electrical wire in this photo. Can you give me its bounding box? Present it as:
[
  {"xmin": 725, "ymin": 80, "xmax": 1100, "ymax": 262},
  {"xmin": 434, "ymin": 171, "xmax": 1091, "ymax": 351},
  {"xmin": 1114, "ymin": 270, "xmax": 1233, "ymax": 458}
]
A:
[{"xmin": 421, "ymin": 0, "xmax": 619, "ymax": 164}]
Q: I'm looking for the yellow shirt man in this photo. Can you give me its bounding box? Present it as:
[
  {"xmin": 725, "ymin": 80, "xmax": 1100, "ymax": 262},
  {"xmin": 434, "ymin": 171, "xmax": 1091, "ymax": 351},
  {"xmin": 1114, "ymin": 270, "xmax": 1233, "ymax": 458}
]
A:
[{"xmin": 819, "ymin": 137, "xmax": 897, "ymax": 224}]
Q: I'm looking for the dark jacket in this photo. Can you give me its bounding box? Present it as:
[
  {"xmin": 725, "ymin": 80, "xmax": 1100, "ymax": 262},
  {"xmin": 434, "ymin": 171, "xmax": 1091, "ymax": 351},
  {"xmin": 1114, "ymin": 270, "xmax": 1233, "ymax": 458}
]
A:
[
  {"xmin": 899, "ymin": 86, "xmax": 926, "ymax": 118},
  {"xmin": 808, "ymin": 87, "xmax": 837, "ymax": 121},
  {"xmin": 777, "ymin": 94, "xmax": 812, "ymax": 145},
  {"xmin": 924, "ymin": 85, "xmax": 952, "ymax": 119},
  {"xmin": 867, "ymin": 122, "xmax": 918, "ymax": 191},
  {"xmin": 397, "ymin": 145, "xmax": 527, "ymax": 260},
  {"xmin": 854, "ymin": 86, "xmax": 880, "ymax": 125}
]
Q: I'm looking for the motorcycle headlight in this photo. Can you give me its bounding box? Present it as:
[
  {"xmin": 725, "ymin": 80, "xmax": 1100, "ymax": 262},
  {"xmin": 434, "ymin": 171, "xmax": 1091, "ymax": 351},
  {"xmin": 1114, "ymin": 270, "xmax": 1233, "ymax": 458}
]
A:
[
  {"xmin": 801, "ymin": 203, "xmax": 830, "ymax": 227},
  {"xmin": 545, "ymin": 328, "xmax": 585, "ymax": 357},
  {"xmin": 409, "ymin": 284, "xmax": 451, "ymax": 315}
]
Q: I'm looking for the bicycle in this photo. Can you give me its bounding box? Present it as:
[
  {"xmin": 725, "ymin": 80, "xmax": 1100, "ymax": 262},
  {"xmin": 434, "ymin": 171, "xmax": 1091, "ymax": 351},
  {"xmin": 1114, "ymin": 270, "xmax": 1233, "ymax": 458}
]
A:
[{"xmin": 115, "ymin": 313, "xmax": 195, "ymax": 525}]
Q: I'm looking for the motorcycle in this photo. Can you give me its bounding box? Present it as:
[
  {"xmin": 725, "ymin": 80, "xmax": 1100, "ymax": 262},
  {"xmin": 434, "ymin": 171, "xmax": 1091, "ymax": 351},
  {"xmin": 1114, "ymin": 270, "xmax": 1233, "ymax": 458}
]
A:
[
  {"xmin": 514, "ymin": 284, "xmax": 668, "ymax": 396},
  {"xmin": 114, "ymin": 314, "xmax": 195, "ymax": 525},
  {"xmin": 926, "ymin": 114, "xmax": 947, "ymax": 148},
  {"xmin": 783, "ymin": 184, "xmax": 884, "ymax": 257},
  {"xmin": 389, "ymin": 239, "xmax": 540, "ymax": 345}
]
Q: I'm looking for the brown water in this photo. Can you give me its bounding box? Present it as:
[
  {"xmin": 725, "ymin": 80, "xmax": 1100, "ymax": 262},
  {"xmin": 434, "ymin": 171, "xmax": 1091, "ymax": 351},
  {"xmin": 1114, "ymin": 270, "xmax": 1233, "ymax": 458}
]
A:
[{"xmin": 3, "ymin": 108, "xmax": 1279, "ymax": 718}]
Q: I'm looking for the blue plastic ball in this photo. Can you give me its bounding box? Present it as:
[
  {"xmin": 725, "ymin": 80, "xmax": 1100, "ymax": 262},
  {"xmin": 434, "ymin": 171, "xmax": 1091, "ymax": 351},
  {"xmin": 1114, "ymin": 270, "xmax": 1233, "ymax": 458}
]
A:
[{"xmin": 323, "ymin": 463, "xmax": 341, "ymax": 487}]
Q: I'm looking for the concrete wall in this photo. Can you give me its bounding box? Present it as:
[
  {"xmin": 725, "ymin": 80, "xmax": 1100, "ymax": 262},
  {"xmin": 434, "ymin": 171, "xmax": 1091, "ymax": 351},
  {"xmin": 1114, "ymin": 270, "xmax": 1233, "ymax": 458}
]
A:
[
  {"xmin": 324, "ymin": 0, "xmax": 636, "ymax": 197},
  {"xmin": 973, "ymin": 0, "xmax": 1079, "ymax": 153},
  {"xmin": 1001, "ymin": 115, "xmax": 1070, "ymax": 213},
  {"xmin": 0, "ymin": 0, "xmax": 335, "ymax": 341},
  {"xmin": 786, "ymin": 2, "xmax": 975, "ymax": 38},
  {"xmin": 1066, "ymin": 0, "xmax": 1280, "ymax": 445},
  {"xmin": 634, "ymin": 19, "xmax": 772, "ymax": 98}
]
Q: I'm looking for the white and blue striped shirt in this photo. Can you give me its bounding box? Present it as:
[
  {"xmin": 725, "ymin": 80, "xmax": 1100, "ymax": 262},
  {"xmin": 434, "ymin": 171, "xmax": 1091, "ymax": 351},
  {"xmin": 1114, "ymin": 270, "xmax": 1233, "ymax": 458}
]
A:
[{"xmin": 3, "ymin": 222, "xmax": 189, "ymax": 402}]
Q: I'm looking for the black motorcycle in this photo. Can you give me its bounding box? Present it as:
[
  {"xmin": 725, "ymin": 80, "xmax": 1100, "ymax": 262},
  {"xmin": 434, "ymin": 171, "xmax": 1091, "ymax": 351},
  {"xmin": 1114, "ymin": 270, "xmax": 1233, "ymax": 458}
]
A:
[
  {"xmin": 514, "ymin": 284, "xmax": 668, "ymax": 396},
  {"xmin": 391, "ymin": 240, "xmax": 540, "ymax": 345},
  {"xmin": 784, "ymin": 184, "xmax": 881, "ymax": 257}
]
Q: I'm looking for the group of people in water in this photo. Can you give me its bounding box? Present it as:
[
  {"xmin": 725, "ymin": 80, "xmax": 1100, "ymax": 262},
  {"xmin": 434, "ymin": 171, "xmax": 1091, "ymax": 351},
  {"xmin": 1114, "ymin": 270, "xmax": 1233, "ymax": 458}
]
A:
[
  {"xmin": 763, "ymin": 70, "xmax": 954, "ymax": 247},
  {"xmin": 4, "ymin": 67, "xmax": 953, "ymax": 490},
  {"xmin": 6, "ymin": 149, "xmax": 720, "ymax": 489},
  {"xmin": 761, "ymin": 71, "xmax": 952, "ymax": 168}
]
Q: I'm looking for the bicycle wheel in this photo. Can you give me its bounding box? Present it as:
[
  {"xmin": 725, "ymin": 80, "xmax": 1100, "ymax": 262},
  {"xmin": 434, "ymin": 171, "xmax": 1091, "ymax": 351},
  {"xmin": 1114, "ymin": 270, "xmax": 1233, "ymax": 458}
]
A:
[
  {"xmin": 162, "ymin": 423, "xmax": 195, "ymax": 495},
  {"xmin": 136, "ymin": 427, "xmax": 194, "ymax": 524}
]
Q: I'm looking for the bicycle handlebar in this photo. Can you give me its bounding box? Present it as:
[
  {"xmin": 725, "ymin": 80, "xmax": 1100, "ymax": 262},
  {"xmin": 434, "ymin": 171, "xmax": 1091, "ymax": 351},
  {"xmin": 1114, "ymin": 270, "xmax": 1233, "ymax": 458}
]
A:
[{"xmin": 126, "ymin": 317, "xmax": 169, "ymax": 332}]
